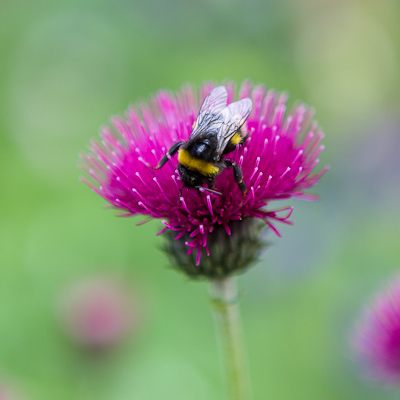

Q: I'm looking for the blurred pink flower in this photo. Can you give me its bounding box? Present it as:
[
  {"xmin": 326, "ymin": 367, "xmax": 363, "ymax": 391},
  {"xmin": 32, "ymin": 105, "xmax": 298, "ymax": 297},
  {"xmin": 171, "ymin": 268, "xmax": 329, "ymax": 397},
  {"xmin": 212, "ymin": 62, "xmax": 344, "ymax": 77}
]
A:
[
  {"xmin": 59, "ymin": 277, "xmax": 139, "ymax": 350},
  {"xmin": 81, "ymin": 81, "xmax": 327, "ymax": 265},
  {"xmin": 0, "ymin": 382, "xmax": 24, "ymax": 400},
  {"xmin": 353, "ymin": 277, "xmax": 400, "ymax": 383}
]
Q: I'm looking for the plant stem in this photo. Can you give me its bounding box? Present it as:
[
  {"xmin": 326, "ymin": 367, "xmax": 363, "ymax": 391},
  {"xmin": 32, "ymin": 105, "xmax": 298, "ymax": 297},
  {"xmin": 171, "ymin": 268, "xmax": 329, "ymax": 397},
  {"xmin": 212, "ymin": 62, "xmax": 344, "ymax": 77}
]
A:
[{"xmin": 209, "ymin": 276, "xmax": 251, "ymax": 400}]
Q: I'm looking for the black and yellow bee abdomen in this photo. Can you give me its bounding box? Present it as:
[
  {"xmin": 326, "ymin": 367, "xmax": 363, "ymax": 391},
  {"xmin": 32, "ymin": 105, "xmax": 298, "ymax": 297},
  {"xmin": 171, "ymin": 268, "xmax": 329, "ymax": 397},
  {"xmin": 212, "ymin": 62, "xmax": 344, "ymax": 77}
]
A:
[{"xmin": 178, "ymin": 149, "xmax": 219, "ymax": 177}]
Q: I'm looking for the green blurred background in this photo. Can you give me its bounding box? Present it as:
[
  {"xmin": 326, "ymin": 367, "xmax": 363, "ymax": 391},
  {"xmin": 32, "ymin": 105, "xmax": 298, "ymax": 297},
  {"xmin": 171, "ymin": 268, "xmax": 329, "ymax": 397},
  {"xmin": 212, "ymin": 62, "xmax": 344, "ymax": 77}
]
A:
[{"xmin": 1, "ymin": 0, "xmax": 400, "ymax": 398}]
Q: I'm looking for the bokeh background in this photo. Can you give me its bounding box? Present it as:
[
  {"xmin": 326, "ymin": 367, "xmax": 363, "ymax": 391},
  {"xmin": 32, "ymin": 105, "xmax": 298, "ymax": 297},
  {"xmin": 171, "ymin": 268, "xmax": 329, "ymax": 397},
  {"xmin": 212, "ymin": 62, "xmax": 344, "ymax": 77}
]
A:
[{"xmin": 1, "ymin": 0, "xmax": 400, "ymax": 398}]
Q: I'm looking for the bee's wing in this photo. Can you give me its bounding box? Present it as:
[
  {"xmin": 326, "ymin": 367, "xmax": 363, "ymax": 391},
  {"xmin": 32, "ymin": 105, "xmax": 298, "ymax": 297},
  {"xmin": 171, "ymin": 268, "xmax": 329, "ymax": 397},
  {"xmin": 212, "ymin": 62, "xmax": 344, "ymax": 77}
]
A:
[
  {"xmin": 214, "ymin": 98, "xmax": 253, "ymax": 159},
  {"xmin": 190, "ymin": 86, "xmax": 228, "ymax": 139}
]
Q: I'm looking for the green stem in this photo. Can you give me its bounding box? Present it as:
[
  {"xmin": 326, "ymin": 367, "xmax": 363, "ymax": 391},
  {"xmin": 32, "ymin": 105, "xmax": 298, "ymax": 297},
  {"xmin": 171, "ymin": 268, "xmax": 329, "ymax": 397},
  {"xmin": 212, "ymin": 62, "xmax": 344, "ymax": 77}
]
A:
[{"xmin": 209, "ymin": 276, "xmax": 251, "ymax": 400}]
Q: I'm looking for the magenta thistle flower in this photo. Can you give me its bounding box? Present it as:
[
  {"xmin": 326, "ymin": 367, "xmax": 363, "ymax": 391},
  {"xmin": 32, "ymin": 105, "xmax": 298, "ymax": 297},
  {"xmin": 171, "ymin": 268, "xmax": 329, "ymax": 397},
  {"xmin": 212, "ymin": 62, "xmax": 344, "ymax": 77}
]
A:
[
  {"xmin": 81, "ymin": 81, "xmax": 327, "ymax": 272},
  {"xmin": 353, "ymin": 277, "xmax": 400, "ymax": 383}
]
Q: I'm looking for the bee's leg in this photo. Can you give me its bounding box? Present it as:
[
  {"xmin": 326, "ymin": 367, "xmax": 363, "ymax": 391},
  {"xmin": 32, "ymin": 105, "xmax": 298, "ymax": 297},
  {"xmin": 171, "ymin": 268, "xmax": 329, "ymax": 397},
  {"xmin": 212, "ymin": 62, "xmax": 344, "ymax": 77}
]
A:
[
  {"xmin": 151, "ymin": 141, "xmax": 183, "ymax": 169},
  {"xmin": 224, "ymin": 160, "xmax": 246, "ymax": 197}
]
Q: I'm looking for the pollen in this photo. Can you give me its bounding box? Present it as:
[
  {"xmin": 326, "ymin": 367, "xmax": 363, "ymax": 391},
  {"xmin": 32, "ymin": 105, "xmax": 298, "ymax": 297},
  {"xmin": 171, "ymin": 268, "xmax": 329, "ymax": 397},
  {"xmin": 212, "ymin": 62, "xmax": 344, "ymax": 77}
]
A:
[{"xmin": 178, "ymin": 149, "xmax": 219, "ymax": 177}]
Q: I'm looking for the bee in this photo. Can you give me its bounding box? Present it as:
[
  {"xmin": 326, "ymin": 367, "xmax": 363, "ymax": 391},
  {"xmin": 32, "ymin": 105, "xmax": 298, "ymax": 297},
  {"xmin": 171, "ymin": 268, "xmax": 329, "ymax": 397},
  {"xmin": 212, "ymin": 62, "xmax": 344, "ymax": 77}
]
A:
[{"xmin": 152, "ymin": 86, "xmax": 252, "ymax": 197}]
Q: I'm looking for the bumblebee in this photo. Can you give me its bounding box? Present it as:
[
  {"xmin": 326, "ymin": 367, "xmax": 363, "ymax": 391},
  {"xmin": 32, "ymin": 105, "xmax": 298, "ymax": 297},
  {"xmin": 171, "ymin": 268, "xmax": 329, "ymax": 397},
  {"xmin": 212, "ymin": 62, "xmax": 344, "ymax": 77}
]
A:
[{"xmin": 152, "ymin": 86, "xmax": 252, "ymax": 197}]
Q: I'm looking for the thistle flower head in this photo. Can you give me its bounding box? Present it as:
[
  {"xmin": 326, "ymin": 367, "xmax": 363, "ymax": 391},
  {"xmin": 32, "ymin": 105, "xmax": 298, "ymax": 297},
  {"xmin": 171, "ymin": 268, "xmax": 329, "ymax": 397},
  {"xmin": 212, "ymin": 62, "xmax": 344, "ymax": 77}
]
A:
[
  {"xmin": 81, "ymin": 81, "xmax": 327, "ymax": 275},
  {"xmin": 59, "ymin": 277, "xmax": 138, "ymax": 350},
  {"xmin": 353, "ymin": 277, "xmax": 400, "ymax": 384}
]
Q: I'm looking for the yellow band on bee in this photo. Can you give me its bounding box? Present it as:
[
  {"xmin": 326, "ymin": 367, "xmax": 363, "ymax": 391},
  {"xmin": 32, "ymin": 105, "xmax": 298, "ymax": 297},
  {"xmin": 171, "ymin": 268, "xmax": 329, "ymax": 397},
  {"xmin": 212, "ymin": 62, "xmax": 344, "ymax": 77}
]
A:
[
  {"xmin": 178, "ymin": 149, "xmax": 219, "ymax": 177},
  {"xmin": 231, "ymin": 132, "xmax": 242, "ymax": 145}
]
